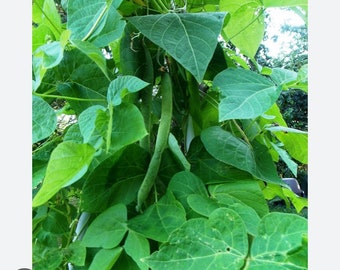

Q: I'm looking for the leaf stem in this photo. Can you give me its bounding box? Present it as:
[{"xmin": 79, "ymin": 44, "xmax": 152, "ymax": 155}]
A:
[
  {"xmin": 82, "ymin": 5, "xmax": 108, "ymax": 41},
  {"xmin": 106, "ymin": 104, "xmax": 114, "ymax": 153},
  {"xmin": 34, "ymin": 0, "xmax": 62, "ymax": 36},
  {"xmin": 33, "ymin": 92, "xmax": 105, "ymax": 102},
  {"xmin": 232, "ymin": 119, "xmax": 252, "ymax": 149}
]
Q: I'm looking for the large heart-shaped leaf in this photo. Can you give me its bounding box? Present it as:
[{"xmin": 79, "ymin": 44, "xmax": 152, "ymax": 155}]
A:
[
  {"xmin": 32, "ymin": 142, "xmax": 96, "ymax": 207},
  {"xmin": 128, "ymin": 192, "xmax": 186, "ymax": 242},
  {"xmin": 213, "ymin": 68, "xmax": 282, "ymax": 121},
  {"xmin": 82, "ymin": 203, "xmax": 127, "ymax": 249},
  {"xmin": 201, "ymin": 126, "xmax": 282, "ymax": 184},
  {"xmin": 127, "ymin": 12, "xmax": 226, "ymax": 82},
  {"xmin": 220, "ymin": 0, "xmax": 264, "ymax": 58},
  {"xmin": 248, "ymin": 212, "xmax": 308, "ymax": 269},
  {"xmin": 143, "ymin": 208, "xmax": 248, "ymax": 270}
]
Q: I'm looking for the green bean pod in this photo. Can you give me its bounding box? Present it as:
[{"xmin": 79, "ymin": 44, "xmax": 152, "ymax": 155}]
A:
[{"xmin": 136, "ymin": 71, "xmax": 173, "ymax": 212}]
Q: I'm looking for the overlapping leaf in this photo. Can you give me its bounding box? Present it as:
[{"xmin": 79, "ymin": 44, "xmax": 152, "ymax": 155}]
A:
[
  {"xmin": 127, "ymin": 12, "xmax": 226, "ymax": 82},
  {"xmin": 201, "ymin": 126, "xmax": 283, "ymax": 184},
  {"xmin": 247, "ymin": 212, "xmax": 308, "ymax": 269},
  {"xmin": 213, "ymin": 68, "xmax": 282, "ymax": 121},
  {"xmin": 128, "ymin": 192, "xmax": 186, "ymax": 242},
  {"xmin": 82, "ymin": 203, "xmax": 127, "ymax": 248},
  {"xmin": 143, "ymin": 208, "xmax": 248, "ymax": 270},
  {"xmin": 220, "ymin": 0, "xmax": 264, "ymax": 58}
]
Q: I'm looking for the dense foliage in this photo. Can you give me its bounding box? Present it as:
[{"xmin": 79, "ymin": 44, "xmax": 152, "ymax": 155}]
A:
[{"xmin": 32, "ymin": 0, "xmax": 308, "ymax": 269}]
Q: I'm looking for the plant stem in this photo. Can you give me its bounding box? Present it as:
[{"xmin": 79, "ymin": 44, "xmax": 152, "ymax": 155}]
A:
[{"xmin": 33, "ymin": 92, "xmax": 105, "ymax": 102}]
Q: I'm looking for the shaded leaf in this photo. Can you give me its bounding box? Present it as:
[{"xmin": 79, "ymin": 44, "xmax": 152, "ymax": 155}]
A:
[
  {"xmin": 32, "ymin": 95, "xmax": 57, "ymax": 144},
  {"xmin": 67, "ymin": 241, "xmax": 87, "ymax": 266},
  {"xmin": 82, "ymin": 203, "xmax": 127, "ymax": 248},
  {"xmin": 127, "ymin": 12, "xmax": 226, "ymax": 82},
  {"xmin": 124, "ymin": 231, "xmax": 150, "ymax": 270},
  {"xmin": 128, "ymin": 192, "xmax": 186, "ymax": 242},
  {"xmin": 201, "ymin": 126, "xmax": 282, "ymax": 184},
  {"xmin": 71, "ymin": 39, "xmax": 110, "ymax": 80},
  {"xmin": 187, "ymin": 136, "xmax": 253, "ymax": 184},
  {"xmin": 89, "ymin": 247, "xmax": 123, "ymax": 270},
  {"xmin": 167, "ymin": 171, "xmax": 208, "ymax": 217},
  {"xmin": 57, "ymin": 82, "xmax": 106, "ymax": 114}
]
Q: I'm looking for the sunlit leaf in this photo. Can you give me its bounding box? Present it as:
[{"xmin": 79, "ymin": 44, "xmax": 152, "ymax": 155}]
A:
[
  {"xmin": 143, "ymin": 208, "xmax": 248, "ymax": 270},
  {"xmin": 32, "ymin": 142, "xmax": 96, "ymax": 207},
  {"xmin": 209, "ymin": 180, "xmax": 269, "ymax": 218},
  {"xmin": 220, "ymin": 0, "xmax": 264, "ymax": 57},
  {"xmin": 213, "ymin": 68, "xmax": 281, "ymax": 121},
  {"xmin": 248, "ymin": 212, "xmax": 308, "ymax": 269},
  {"xmin": 107, "ymin": 75, "xmax": 149, "ymax": 106}
]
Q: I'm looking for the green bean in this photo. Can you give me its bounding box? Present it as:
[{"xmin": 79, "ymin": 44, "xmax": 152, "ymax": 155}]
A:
[{"xmin": 136, "ymin": 71, "xmax": 173, "ymax": 212}]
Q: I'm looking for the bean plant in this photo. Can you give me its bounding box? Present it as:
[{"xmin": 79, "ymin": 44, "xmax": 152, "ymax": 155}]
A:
[{"xmin": 32, "ymin": 0, "xmax": 308, "ymax": 269}]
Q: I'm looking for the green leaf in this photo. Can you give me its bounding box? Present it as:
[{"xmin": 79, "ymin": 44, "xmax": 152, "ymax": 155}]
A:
[
  {"xmin": 56, "ymin": 82, "xmax": 107, "ymax": 115},
  {"xmin": 167, "ymin": 171, "xmax": 208, "ymax": 216},
  {"xmin": 33, "ymin": 41, "xmax": 64, "ymax": 90},
  {"xmin": 201, "ymin": 126, "xmax": 282, "ymax": 184},
  {"xmin": 89, "ymin": 247, "xmax": 123, "ymax": 270},
  {"xmin": 263, "ymin": 0, "xmax": 307, "ymax": 8},
  {"xmin": 89, "ymin": 4, "xmax": 126, "ymax": 47},
  {"xmin": 67, "ymin": 0, "xmax": 108, "ymax": 41},
  {"xmin": 208, "ymin": 180, "xmax": 269, "ymax": 218},
  {"xmin": 272, "ymin": 131, "xmax": 308, "ymax": 164},
  {"xmin": 187, "ymin": 136, "xmax": 253, "ymax": 184},
  {"xmin": 128, "ymin": 191, "xmax": 186, "ymax": 242},
  {"xmin": 32, "ymin": 142, "xmax": 96, "ymax": 207},
  {"xmin": 248, "ymin": 212, "xmax": 307, "ymax": 269},
  {"xmin": 108, "ymin": 103, "xmax": 148, "ymax": 153},
  {"xmin": 67, "ymin": 241, "xmax": 87, "ymax": 266},
  {"xmin": 82, "ymin": 203, "xmax": 128, "ymax": 248},
  {"xmin": 127, "ymin": 12, "xmax": 226, "ymax": 82},
  {"xmin": 71, "ymin": 39, "xmax": 110, "ymax": 80},
  {"xmin": 124, "ymin": 231, "xmax": 150, "ymax": 270},
  {"xmin": 32, "ymin": 24, "xmax": 55, "ymax": 52},
  {"xmin": 41, "ymin": 0, "xmax": 62, "ymax": 40},
  {"xmin": 213, "ymin": 68, "xmax": 281, "ymax": 121},
  {"xmin": 32, "ymin": 96, "xmax": 57, "ymax": 144},
  {"xmin": 107, "ymin": 75, "xmax": 149, "ymax": 106},
  {"xmin": 270, "ymin": 142, "xmax": 298, "ymax": 177},
  {"xmin": 78, "ymin": 105, "xmax": 107, "ymax": 148},
  {"xmin": 143, "ymin": 208, "xmax": 248, "ymax": 270},
  {"xmin": 220, "ymin": 0, "xmax": 264, "ymax": 57},
  {"xmin": 270, "ymin": 68, "xmax": 297, "ymax": 87}
]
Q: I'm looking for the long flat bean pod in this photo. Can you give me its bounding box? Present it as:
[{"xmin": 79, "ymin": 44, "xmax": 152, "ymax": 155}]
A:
[{"xmin": 136, "ymin": 71, "xmax": 173, "ymax": 212}]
